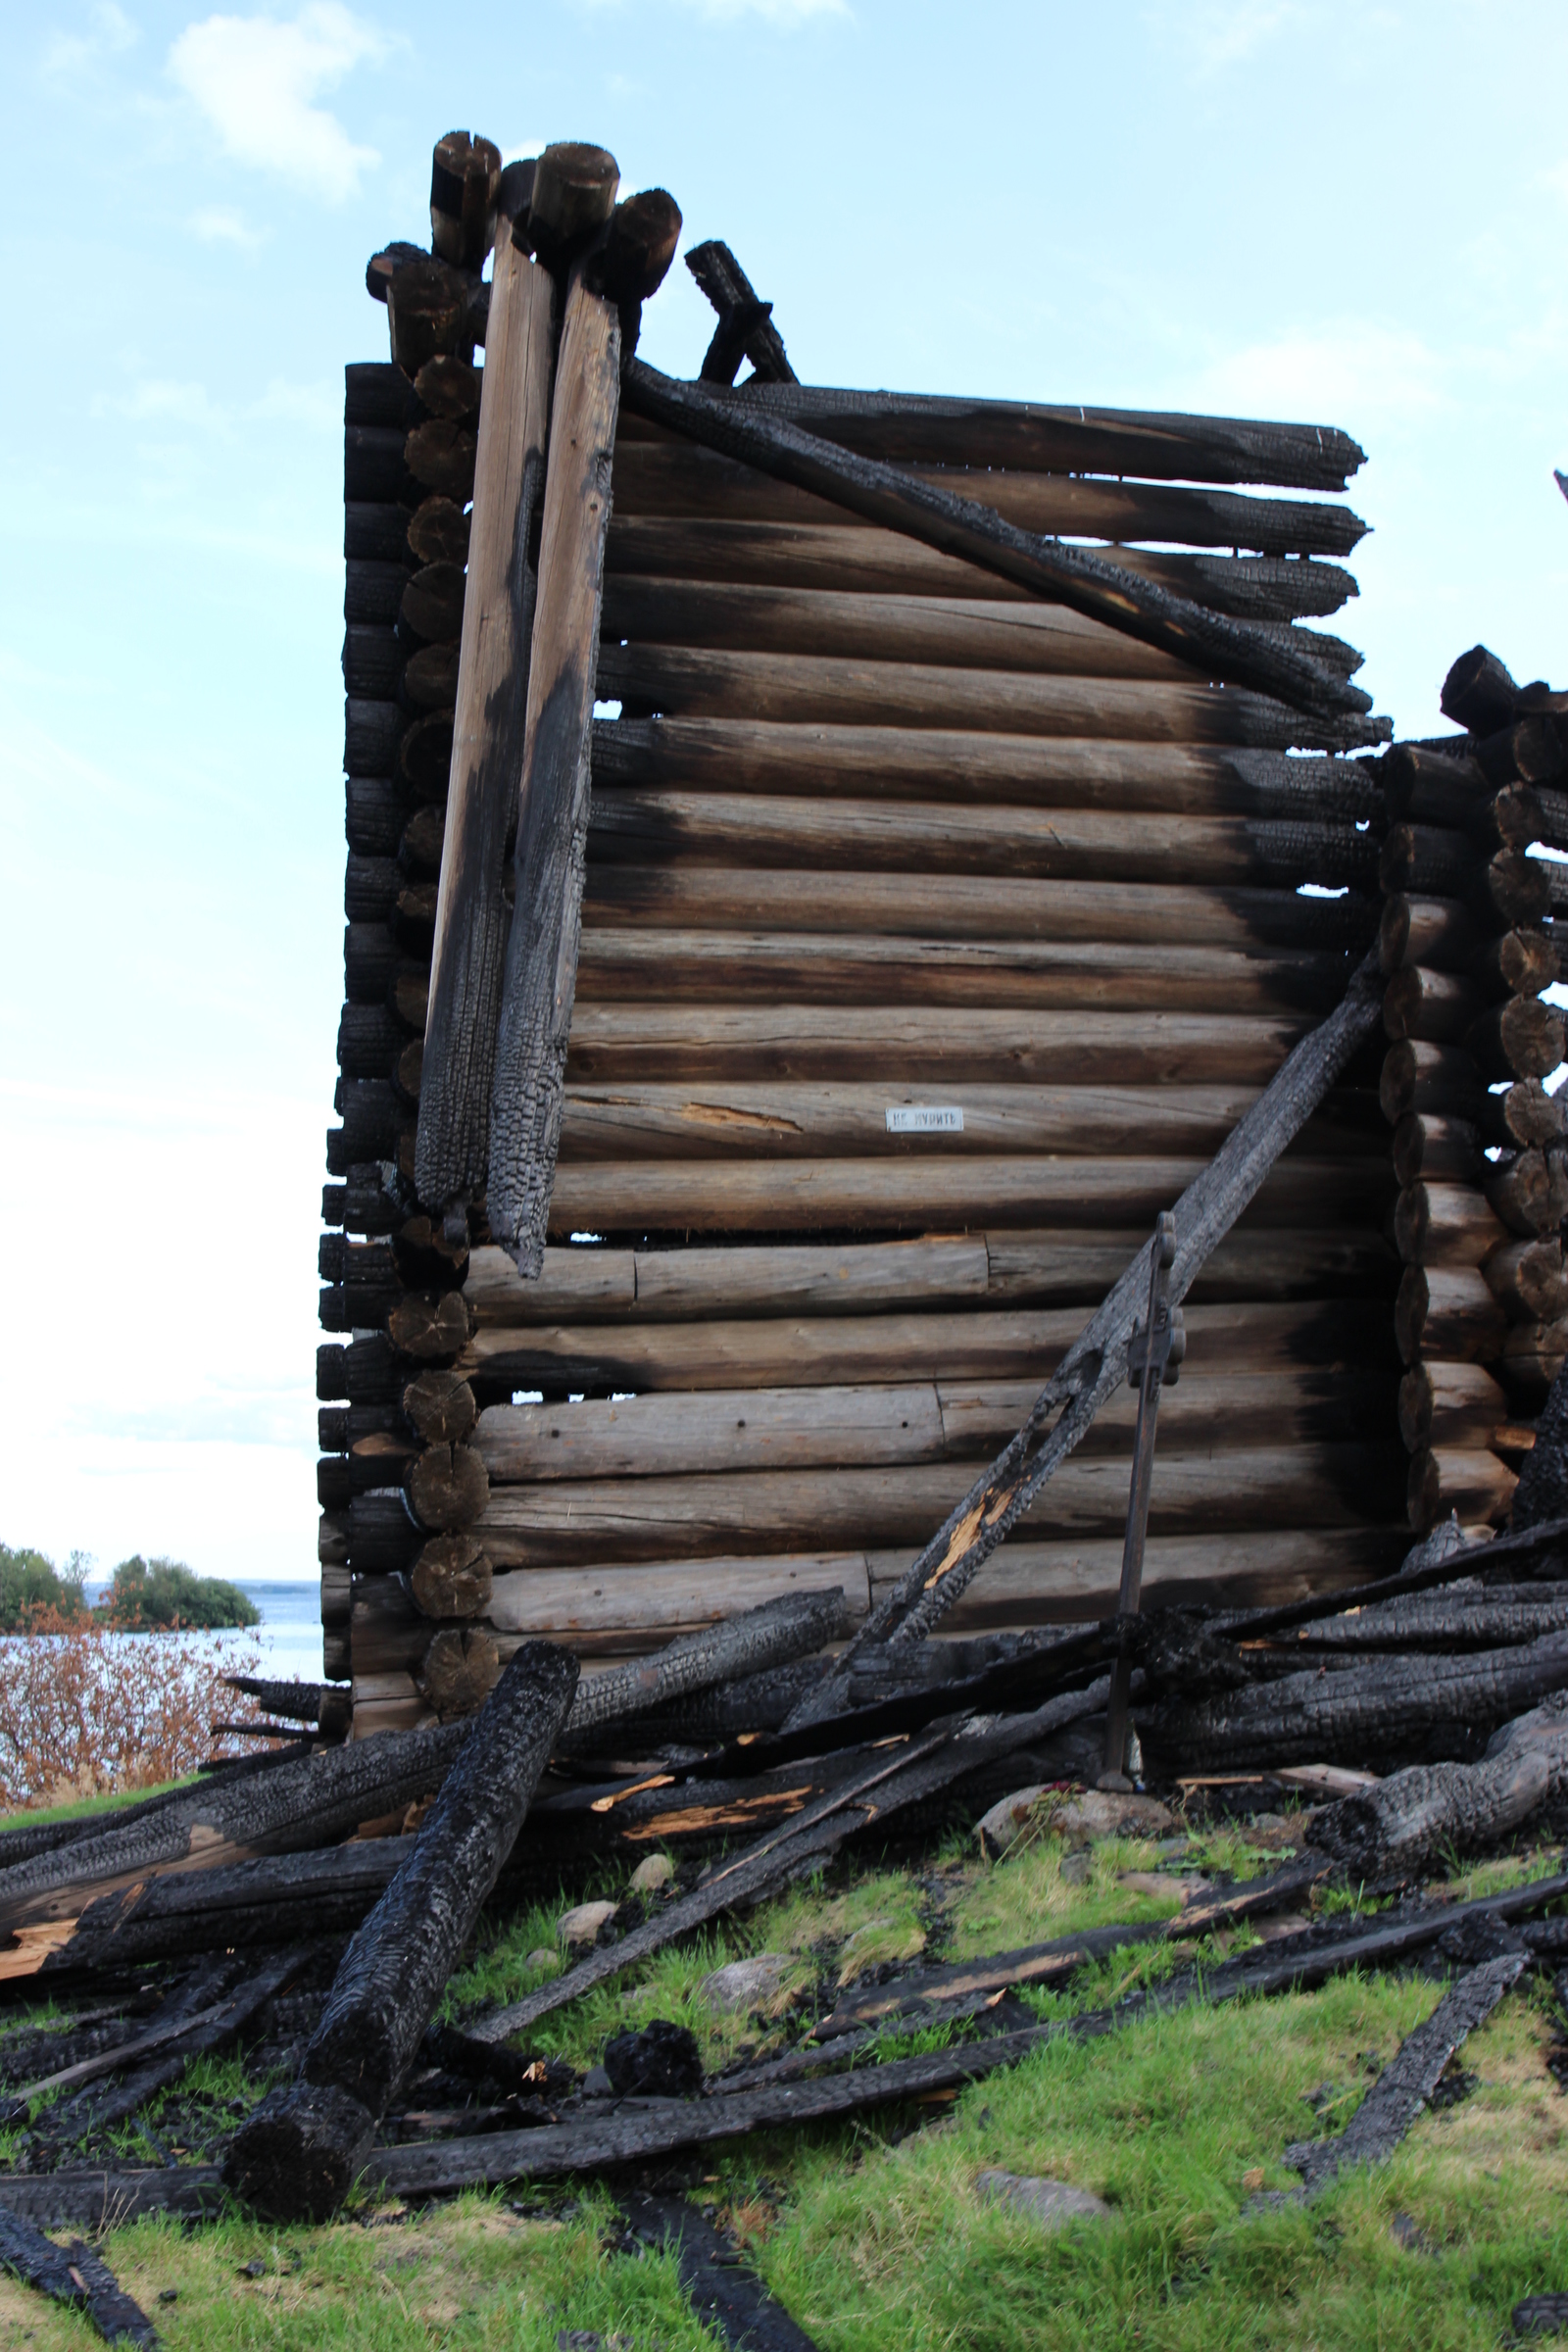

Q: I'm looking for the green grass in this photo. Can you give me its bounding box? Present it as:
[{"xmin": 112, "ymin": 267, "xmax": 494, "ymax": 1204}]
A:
[
  {"xmin": 0, "ymin": 1775, "xmax": 195, "ymax": 1833},
  {"xmin": 5, "ymin": 1827, "xmax": 1568, "ymax": 2348}
]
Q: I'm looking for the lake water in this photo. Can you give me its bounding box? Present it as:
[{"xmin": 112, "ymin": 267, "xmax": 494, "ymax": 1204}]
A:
[{"xmin": 84, "ymin": 1578, "xmax": 325, "ymax": 1689}]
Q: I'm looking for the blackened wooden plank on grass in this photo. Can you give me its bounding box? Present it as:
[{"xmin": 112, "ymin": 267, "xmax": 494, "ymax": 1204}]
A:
[
  {"xmin": 622, "ymin": 2191, "xmax": 821, "ymax": 2351},
  {"xmin": 0, "ymin": 2199, "xmax": 160, "ymax": 2346},
  {"xmin": 224, "ymin": 1642, "xmax": 576, "ymax": 2222}
]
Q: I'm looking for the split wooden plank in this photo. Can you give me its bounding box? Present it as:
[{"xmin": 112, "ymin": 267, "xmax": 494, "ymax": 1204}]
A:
[
  {"xmin": 619, "ymin": 359, "xmax": 1375, "ymax": 724},
  {"xmin": 487, "ymin": 269, "xmax": 620, "ymax": 1274},
  {"xmin": 415, "ymin": 235, "xmax": 557, "ymax": 1223}
]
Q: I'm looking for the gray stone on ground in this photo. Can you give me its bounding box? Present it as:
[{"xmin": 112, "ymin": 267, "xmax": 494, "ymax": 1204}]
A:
[
  {"xmin": 1056, "ymin": 1789, "xmax": 1174, "ymax": 1841},
  {"xmin": 525, "ymin": 1946, "xmax": 559, "ymax": 1973},
  {"xmin": 976, "ymin": 1785, "xmax": 1049, "ymax": 1855},
  {"xmin": 628, "ymin": 1852, "xmax": 674, "ymax": 1895},
  {"xmin": 558, "ymin": 1899, "xmax": 615, "ymax": 1948},
  {"xmin": 699, "ymin": 1953, "xmax": 796, "ymax": 2014},
  {"xmin": 977, "ymin": 2171, "xmax": 1110, "ymax": 2229}
]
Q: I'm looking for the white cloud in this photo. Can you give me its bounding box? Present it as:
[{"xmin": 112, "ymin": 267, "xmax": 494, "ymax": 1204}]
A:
[
  {"xmin": 503, "ymin": 137, "xmax": 546, "ymax": 164},
  {"xmin": 169, "ymin": 4, "xmax": 385, "ymax": 202},
  {"xmin": 192, "ymin": 204, "xmax": 267, "ymax": 248},
  {"xmin": 43, "ymin": 2, "xmax": 139, "ymax": 76},
  {"xmin": 1191, "ymin": 322, "xmax": 1447, "ymax": 432}
]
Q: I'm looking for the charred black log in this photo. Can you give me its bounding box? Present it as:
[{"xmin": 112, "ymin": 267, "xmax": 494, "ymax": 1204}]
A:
[
  {"xmin": 1304, "ymin": 1748, "xmax": 1549, "ymax": 1881},
  {"xmin": 224, "ymin": 1642, "xmax": 576, "ymax": 2222},
  {"xmin": 561, "ymin": 1589, "xmax": 845, "ymax": 1747},
  {"xmin": 1512, "ymin": 1357, "xmax": 1568, "ymax": 1531},
  {"xmin": 1291, "ymin": 1583, "xmax": 1568, "ymax": 1653},
  {"xmin": 0, "ymin": 2198, "xmax": 160, "ymax": 2346}
]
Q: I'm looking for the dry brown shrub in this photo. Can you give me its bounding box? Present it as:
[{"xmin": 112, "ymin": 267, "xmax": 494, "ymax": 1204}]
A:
[{"xmin": 0, "ymin": 1605, "xmax": 264, "ymax": 1809}]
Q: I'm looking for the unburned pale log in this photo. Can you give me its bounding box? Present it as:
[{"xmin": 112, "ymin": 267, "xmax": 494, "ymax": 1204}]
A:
[
  {"xmin": 1396, "ymin": 1266, "xmax": 1506, "ymax": 1365},
  {"xmin": 1394, "ymin": 1182, "xmax": 1509, "ymax": 1268},
  {"xmin": 416, "ymin": 235, "xmax": 557, "ymax": 1218},
  {"xmin": 488, "ymin": 270, "xmax": 620, "ymax": 1274},
  {"xmin": 225, "ymin": 1642, "xmax": 576, "ymax": 2222}
]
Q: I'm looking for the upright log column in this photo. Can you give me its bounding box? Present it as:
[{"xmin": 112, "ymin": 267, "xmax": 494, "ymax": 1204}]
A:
[
  {"xmin": 1380, "ymin": 657, "xmax": 1568, "ymax": 1531},
  {"xmin": 488, "ymin": 269, "xmax": 622, "ymax": 1274}
]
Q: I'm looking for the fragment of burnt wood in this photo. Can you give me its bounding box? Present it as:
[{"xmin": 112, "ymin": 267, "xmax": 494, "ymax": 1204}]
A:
[
  {"xmin": 0, "ymin": 2169, "xmax": 225, "ymax": 2231},
  {"xmin": 487, "ymin": 266, "xmax": 620, "ymax": 1274},
  {"xmin": 521, "ymin": 142, "xmax": 620, "ymax": 273},
  {"xmin": 221, "ymin": 1676, "xmax": 336, "ymax": 1725},
  {"xmin": 560, "ymin": 1588, "xmax": 846, "ymax": 1748},
  {"xmin": 621, "ymin": 2192, "xmax": 822, "ymax": 2352},
  {"xmin": 0, "ymin": 1750, "xmax": 290, "ymax": 1883},
  {"xmin": 224, "ymin": 1642, "xmax": 576, "ymax": 2222},
  {"xmin": 1291, "ymin": 1584, "xmax": 1568, "ymax": 1654},
  {"xmin": 1142, "ymin": 1627, "xmax": 1568, "ymax": 1778},
  {"xmin": 620, "ymin": 359, "xmax": 1377, "ymax": 728},
  {"xmin": 41, "ymin": 1947, "xmax": 312, "ymax": 2144},
  {"xmin": 685, "ymin": 239, "xmax": 798, "ymax": 386},
  {"xmin": 784, "ymin": 945, "xmax": 1388, "ymax": 1727},
  {"xmin": 1102, "ymin": 1211, "xmax": 1184, "ymax": 1787},
  {"xmin": 1218, "ymin": 1513, "xmax": 1568, "ymax": 1648},
  {"xmin": 470, "ymin": 1680, "xmax": 1108, "ymax": 2045},
  {"xmin": 1286, "ymin": 1953, "xmax": 1526, "ymax": 2195},
  {"xmin": 1511, "ymin": 1356, "xmax": 1568, "ymax": 1530},
  {"xmin": 429, "ymin": 130, "xmax": 501, "ymax": 270},
  {"xmin": 584, "ymin": 188, "xmax": 683, "ymax": 352},
  {"xmin": 0, "ymin": 2200, "xmax": 161, "ymax": 2347},
  {"xmin": 0, "ymin": 1721, "xmax": 471, "ymax": 1968},
  {"xmin": 1304, "ymin": 1749, "xmax": 1548, "ymax": 1883},
  {"xmin": 1442, "ymin": 645, "xmax": 1522, "ymax": 735},
  {"xmin": 374, "ymin": 1871, "xmax": 1568, "ymax": 2195},
  {"xmin": 415, "ymin": 233, "xmax": 556, "ymax": 1232}
]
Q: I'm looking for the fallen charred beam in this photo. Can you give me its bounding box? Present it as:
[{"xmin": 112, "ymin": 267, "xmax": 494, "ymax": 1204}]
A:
[
  {"xmin": 471, "ymin": 1680, "xmax": 1110, "ymax": 2045},
  {"xmin": 620, "ymin": 360, "xmax": 1376, "ymax": 728},
  {"xmin": 0, "ymin": 2168, "xmax": 225, "ymax": 2231},
  {"xmin": 0, "ymin": 2200, "xmax": 160, "ymax": 2345},
  {"xmin": 621, "ymin": 2192, "xmax": 820, "ymax": 2352},
  {"xmin": 1216, "ymin": 1515, "xmax": 1568, "ymax": 1646},
  {"xmin": 1304, "ymin": 1747, "xmax": 1549, "ymax": 1882},
  {"xmin": 225, "ymin": 1642, "xmax": 577, "ymax": 2222},
  {"xmin": 1289, "ymin": 1583, "xmax": 1568, "ymax": 1653},
  {"xmin": 0, "ymin": 1749, "xmax": 296, "ymax": 1883},
  {"xmin": 1285, "ymin": 1953, "xmax": 1526, "ymax": 2194},
  {"xmin": 561, "ymin": 1588, "xmax": 846, "ymax": 1747},
  {"xmin": 1143, "ymin": 1628, "xmax": 1568, "ymax": 1777}
]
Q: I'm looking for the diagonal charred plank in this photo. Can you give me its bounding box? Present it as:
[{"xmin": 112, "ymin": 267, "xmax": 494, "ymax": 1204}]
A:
[{"xmin": 685, "ymin": 240, "xmax": 797, "ymax": 386}]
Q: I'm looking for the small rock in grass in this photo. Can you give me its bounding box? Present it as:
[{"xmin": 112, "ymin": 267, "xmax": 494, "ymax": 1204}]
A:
[
  {"xmin": 628, "ymin": 1852, "xmax": 674, "ymax": 1896},
  {"xmin": 525, "ymin": 1946, "xmax": 559, "ymax": 1973},
  {"xmin": 977, "ymin": 2171, "xmax": 1110, "ymax": 2230},
  {"xmin": 1117, "ymin": 1871, "xmax": 1206, "ymax": 1903},
  {"xmin": 158, "ymin": 2288, "xmax": 178, "ymax": 2304},
  {"xmin": 976, "ymin": 1785, "xmax": 1049, "ymax": 1857},
  {"xmin": 1058, "ymin": 1851, "xmax": 1093, "ymax": 1885},
  {"xmin": 557, "ymin": 1900, "xmax": 615, "ymax": 1949},
  {"xmin": 580, "ymin": 2067, "xmax": 613, "ymax": 2100},
  {"xmin": 1056, "ymin": 1789, "xmax": 1174, "ymax": 1842},
  {"xmin": 558, "ymin": 2333, "xmax": 604, "ymax": 2351},
  {"xmin": 699, "ymin": 1953, "xmax": 796, "ymax": 2015},
  {"xmin": 1391, "ymin": 2211, "xmax": 1437, "ymax": 2255}
]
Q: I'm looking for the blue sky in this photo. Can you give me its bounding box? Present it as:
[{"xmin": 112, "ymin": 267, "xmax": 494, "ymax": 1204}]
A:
[{"xmin": 1, "ymin": 0, "xmax": 1563, "ymax": 1583}]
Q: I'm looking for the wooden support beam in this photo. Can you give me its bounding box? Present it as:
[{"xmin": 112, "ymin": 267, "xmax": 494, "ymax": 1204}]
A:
[
  {"xmin": 686, "ymin": 239, "xmax": 797, "ymax": 385},
  {"xmin": 488, "ymin": 269, "xmax": 621, "ymax": 1275},
  {"xmin": 415, "ymin": 236, "xmax": 557, "ymax": 1225}
]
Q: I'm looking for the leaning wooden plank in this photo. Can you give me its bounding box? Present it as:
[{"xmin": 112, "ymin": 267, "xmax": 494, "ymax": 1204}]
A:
[
  {"xmin": 225, "ymin": 1642, "xmax": 576, "ymax": 2222},
  {"xmin": 416, "ymin": 232, "xmax": 557, "ymax": 1223},
  {"xmin": 487, "ymin": 269, "xmax": 620, "ymax": 1275},
  {"xmin": 470, "ymin": 1680, "xmax": 1108, "ymax": 2044},
  {"xmin": 1285, "ymin": 1954, "xmax": 1527, "ymax": 2194},
  {"xmin": 784, "ymin": 946, "xmax": 1388, "ymax": 1723},
  {"xmin": 619, "ymin": 359, "xmax": 1376, "ymax": 726},
  {"xmin": 0, "ymin": 2199, "xmax": 160, "ymax": 2346}
]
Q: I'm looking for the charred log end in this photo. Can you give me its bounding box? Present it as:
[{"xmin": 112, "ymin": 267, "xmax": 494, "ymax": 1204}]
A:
[{"xmin": 223, "ymin": 2079, "xmax": 376, "ymax": 2223}]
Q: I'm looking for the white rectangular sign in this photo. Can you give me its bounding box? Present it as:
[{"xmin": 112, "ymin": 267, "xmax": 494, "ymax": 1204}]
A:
[{"xmin": 885, "ymin": 1105, "xmax": 964, "ymax": 1134}]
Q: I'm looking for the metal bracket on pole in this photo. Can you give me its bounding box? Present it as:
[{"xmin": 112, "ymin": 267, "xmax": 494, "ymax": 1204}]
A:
[{"xmin": 1100, "ymin": 1210, "xmax": 1184, "ymax": 1791}]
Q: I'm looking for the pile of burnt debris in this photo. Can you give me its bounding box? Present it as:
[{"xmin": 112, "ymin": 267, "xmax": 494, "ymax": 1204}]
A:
[{"xmin": 5, "ymin": 1452, "xmax": 1568, "ymax": 2341}]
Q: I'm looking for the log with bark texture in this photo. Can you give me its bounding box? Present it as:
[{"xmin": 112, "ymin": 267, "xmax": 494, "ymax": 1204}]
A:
[
  {"xmin": 0, "ymin": 1754, "xmax": 291, "ymax": 1882},
  {"xmin": 1391, "ymin": 1114, "xmax": 1483, "ymax": 1190},
  {"xmin": 0, "ymin": 2201, "xmax": 160, "ymax": 2346},
  {"xmin": 1218, "ymin": 1516, "xmax": 1568, "ymax": 1647},
  {"xmin": 1383, "ymin": 966, "xmax": 1483, "ymax": 1044},
  {"xmin": 0, "ymin": 1722, "xmax": 470, "ymax": 1965},
  {"xmin": 782, "ymin": 950, "xmax": 1388, "ymax": 1715},
  {"xmin": 471, "ymin": 1680, "xmax": 1109, "ymax": 2044},
  {"xmin": 1380, "ymin": 1041, "xmax": 1485, "ymax": 1125},
  {"xmin": 222, "ymin": 1677, "xmax": 333, "ymax": 1724},
  {"xmin": 1407, "ymin": 1446, "xmax": 1518, "ymax": 1531},
  {"xmin": 416, "ymin": 238, "xmax": 556, "ymax": 1220},
  {"xmin": 599, "ymin": 647, "xmax": 1368, "ymax": 753},
  {"xmin": 1287, "ymin": 1954, "xmax": 1527, "ymax": 2193},
  {"xmin": 605, "ymin": 514, "xmax": 1360, "ymax": 621},
  {"xmin": 466, "ymin": 1297, "xmax": 1400, "ymax": 1406},
  {"xmin": 581, "ymin": 863, "xmax": 1378, "ymax": 951},
  {"xmin": 1512, "ymin": 1357, "xmax": 1568, "ymax": 1530},
  {"xmin": 1396, "ymin": 1265, "xmax": 1506, "ymax": 1365},
  {"xmin": 1398, "ymin": 1360, "xmax": 1509, "ymax": 1451},
  {"xmin": 695, "ymin": 379, "xmax": 1365, "ymax": 490},
  {"xmin": 487, "ymin": 271, "xmax": 619, "ymax": 1274},
  {"xmin": 609, "ymin": 438, "xmax": 1370, "ymax": 565},
  {"xmin": 574, "ymin": 928, "xmax": 1356, "ymax": 1014},
  {"xmin": 1292, "ymin": 1584, "xmax": 1568, "ymax": 1654},
  {"xmin": 1466, "ymin": 999, "xmax": 1566, "ymax": 1084},
  {"xmin": 1485, "ymin": 1240, "xmax": 1568, "ymax": 1324},
  {"xmin": 1487, "ymin": 1149, "xmax": 1568, "ymax": 1239},
  {"xmin": 225, "ymin": 1643, "xmax": 577, "ymax": 2222},
  {"xmin": 561, "ymin": 1588, "xmax": 844, "ymax": 1742},
  {"xmin": 618, "ymin": 361, "xmax": 1372, "ymax": 726},
  {"xmin": 586, "ymin": 789, "xmax": 1378, "ymax": 887},
  {"xmin": 1394, "ymin": 1183, "xmax": 1509, "ymax": 1268},
  {"xmin": 1143, "ymin": 1629, "xmax": 1568, "ymax": 1775},
  {"xmin": 592, "ymin": 713, "xmax": 1382, "ymax": 819}
]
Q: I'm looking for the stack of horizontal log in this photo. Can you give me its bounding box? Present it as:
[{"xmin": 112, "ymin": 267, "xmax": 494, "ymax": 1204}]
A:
[
  {"xmin": 318, "ymin": 132, "xmax": 503, "ymax": 1690},
  {"xmin": 321, "ymin": 137, "xmax": 1418, "ymax": 1740},
  {"xmin": 1379, "ymin": 645, "xmax": 1568, "ymax": 1534}
]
